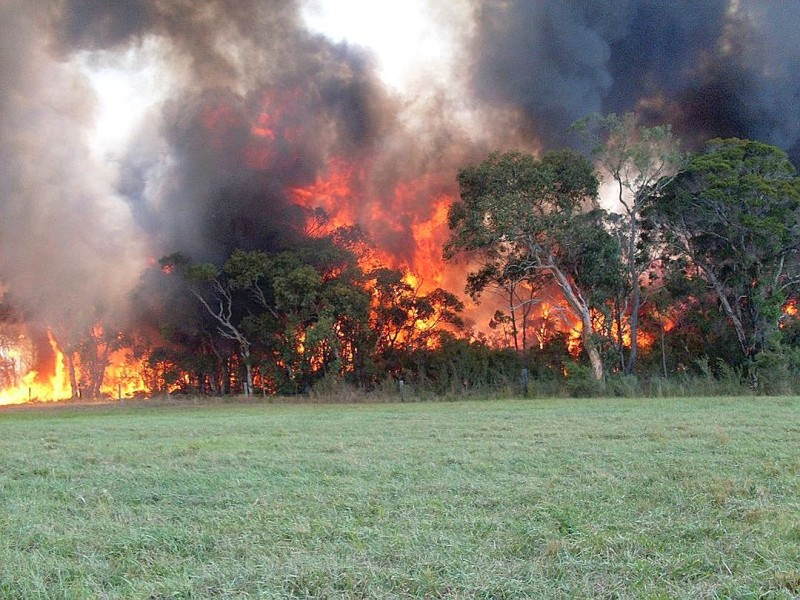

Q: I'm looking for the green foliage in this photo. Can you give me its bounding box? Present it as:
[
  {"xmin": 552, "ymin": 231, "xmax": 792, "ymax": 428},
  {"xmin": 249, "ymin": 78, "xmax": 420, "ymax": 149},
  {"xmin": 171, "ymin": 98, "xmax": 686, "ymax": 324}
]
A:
[
  {"xmin": 573, "ymin": 112, "xmax": 684, "ymax": 375},
  {"xmin": 447, "ymin": 150, "xmax": 600, "ymax": 258},
  {"xmin": 151, "ymin": 227, "xmax": 468, "ymax": 395},
  {"xmin": 143, "ymin": 137, "xmax": 800, "ymax": 397},
  {"xmin": 185, "ymin": 262, "xmax": 219, "ymax": 283},
  {"xmin": 573, "ymin": 112, "xmax": 683, "ymax": 202},
  {"xmin": 560, "ymin": 210, "xmax": 625, "ymax": 306},
  {"xmin": 403, "ymin": 334, "xmax": 521, "ymax": 395},
  {"xmin": 647, "ymin": 138, "xmax": 800, "ymax": 386},
  {"xmin": 447, "ymin": 149, "xmax": 624, "ymax": 382}
]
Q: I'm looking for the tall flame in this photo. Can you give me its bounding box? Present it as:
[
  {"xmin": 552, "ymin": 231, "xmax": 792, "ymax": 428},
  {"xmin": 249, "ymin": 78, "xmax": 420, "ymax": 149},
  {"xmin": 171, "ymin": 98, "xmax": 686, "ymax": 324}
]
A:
[
  {"xmin": 290, "ymin": 158, "xmax": 457, "ymax": 295},
  {"xmin": 0, "ymin": 332, "xmax": 71, "ymax": 406},
  {"xmin": 99, "ymin": 349, "xmax": 146, "ymax": 399},
  {"xmin": 0, "ymin": 329, "xmax": 149, "ymax": 406}
]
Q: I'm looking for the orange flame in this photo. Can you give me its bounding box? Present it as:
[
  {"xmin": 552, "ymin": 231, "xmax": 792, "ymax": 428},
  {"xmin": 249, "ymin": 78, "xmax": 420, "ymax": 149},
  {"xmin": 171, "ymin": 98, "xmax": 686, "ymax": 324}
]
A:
[
  {"xmin": 780, "ymin": 299, "xmax": 798, "ymax": 329},
  {"xmin": 99, "ymin": 349, "xmax": 146, "ymax": 399},
  {"xmin": 289, "ymin": 158, "xmax": 458, "ymax": 297},
  {"xmin": 567, "ymin": 326, "xmax": 583, "ymax": 357},
  {"xmin": 0, "ymin": 329, "xmax": 149, "ymax": 406},
  {"xmin": 0, "ymin": 332, "xmax": 71, "ymax": 406},
  {"xmin": 290, "ymin": 158, "xmax": 361, "ymax": 231}
]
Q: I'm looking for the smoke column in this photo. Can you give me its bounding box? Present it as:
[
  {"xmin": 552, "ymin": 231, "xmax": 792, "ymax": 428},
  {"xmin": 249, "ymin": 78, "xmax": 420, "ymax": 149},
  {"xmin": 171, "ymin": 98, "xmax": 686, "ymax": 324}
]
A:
[
  {"xmin": 0, "ymin": 1, "xmax": 145, "ymax": 338},
  {"xmin": 1, "ymin": 0, "xmax": 799, "ymax": 349}
]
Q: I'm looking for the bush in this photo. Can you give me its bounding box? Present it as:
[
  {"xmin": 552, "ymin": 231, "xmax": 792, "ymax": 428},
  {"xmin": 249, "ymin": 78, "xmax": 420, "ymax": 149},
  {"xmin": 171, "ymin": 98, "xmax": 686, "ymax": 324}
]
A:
[{"xmin": 562, "ymin": 362, "xmax": 603, "ymax": 397}]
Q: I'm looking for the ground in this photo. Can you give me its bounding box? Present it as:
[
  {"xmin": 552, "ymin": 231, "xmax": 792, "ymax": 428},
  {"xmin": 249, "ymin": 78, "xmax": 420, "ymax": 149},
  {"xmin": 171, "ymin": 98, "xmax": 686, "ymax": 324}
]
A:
[{"xmin": 1, "ymin": 396, "xmax": 799, "ymax": 598}]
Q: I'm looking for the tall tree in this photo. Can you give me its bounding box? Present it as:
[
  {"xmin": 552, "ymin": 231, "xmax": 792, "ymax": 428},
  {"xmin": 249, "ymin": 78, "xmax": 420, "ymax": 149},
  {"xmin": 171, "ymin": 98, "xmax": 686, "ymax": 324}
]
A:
[
  {"xmin": 574, "ymin": 113, "xmax": 683, "ymax": 374},
  {"xmin": 647, "ymin": 138, "xmax": 800, "ymax": 386},
  {"xmin": 446, "ymin": 150, "xmax": 623, "ymax": 383}
]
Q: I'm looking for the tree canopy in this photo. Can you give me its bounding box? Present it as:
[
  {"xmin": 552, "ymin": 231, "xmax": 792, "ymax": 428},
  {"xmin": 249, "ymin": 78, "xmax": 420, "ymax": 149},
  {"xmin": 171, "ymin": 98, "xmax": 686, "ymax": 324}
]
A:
[
  {"xmin": 446, "ymin": 150, "xmax": 624, "ymax": 383},
  {"xmin": 574, "ymin": 113, "xmax": 683, "ymax": 374},
  {"xmin": 13, "ymin": 133, "xmax": 800, "ymax": 402},
  {"xmin": 646, "ymin": 138, "xmax": 800, "ymax": 386}
]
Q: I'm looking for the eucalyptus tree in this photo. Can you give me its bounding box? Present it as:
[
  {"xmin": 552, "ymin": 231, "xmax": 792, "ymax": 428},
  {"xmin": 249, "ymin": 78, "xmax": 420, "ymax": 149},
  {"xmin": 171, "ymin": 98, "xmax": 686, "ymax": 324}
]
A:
[
  {"xmin": 574, "ymin": 113, "xmax": 683, "ymax": 374},
  {"xmin": 446, "ymin": 150, "xmax": 624, "ymax": 383},
  {"xmin": 466, "ymin": 251, "xmax": 542, "ymax": 352},
  {"xmin": 159, "ymin": 253, "xmax": 257, "ymax": 396},
  {"xmin": 647, "ymin": 138, "xmax": 800, "ymax": 387},
  {"xmin": 160, "ymin": 239, "xmax": 374, "ymax": 395}
]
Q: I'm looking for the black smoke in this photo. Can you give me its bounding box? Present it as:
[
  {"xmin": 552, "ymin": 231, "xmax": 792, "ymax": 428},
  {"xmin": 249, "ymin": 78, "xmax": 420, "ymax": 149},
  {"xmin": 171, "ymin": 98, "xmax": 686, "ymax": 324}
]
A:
[
  {"xmin": 469, "ymin": 0, "xmax": 800, "ymax": 162},
  {"xmin": 0, "ymin": 0, "xmax": 410, "ymax": 364}
]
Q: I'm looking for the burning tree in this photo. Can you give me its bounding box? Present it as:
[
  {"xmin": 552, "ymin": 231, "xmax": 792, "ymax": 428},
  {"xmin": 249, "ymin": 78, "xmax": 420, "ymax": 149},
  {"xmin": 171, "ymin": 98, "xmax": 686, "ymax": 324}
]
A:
[
  {"xmin": 369, "ymin": 267, "xmax": 465, "ymax": 377},
  {"xmin": 466, "ymin": 248, "xmax": 543, "ymax": 353},
  {"xmin": 446, "ymin": 150, "xmax": 624, "ymax": 384},
  {"xmin": 163, "ymin": 254, "xmax": 257, "ymax": 396},
  {"xmin": 159, "ymin": 231, "xmax": 374, "ymax": 395}
]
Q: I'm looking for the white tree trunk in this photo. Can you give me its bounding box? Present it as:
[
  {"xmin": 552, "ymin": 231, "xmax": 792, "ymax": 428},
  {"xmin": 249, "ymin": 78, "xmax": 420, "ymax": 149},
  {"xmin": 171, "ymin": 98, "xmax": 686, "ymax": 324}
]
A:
[{"xmin": 550, "ymin": 261, "xmax": 605, "ymax": 385}]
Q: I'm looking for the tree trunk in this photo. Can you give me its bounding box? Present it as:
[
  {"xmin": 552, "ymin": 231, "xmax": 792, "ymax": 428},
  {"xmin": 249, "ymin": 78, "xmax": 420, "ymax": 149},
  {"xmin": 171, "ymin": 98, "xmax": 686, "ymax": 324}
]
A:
[
  {"xmin": 702, "ymin": 266, "xmax": 749, "ymax": 357},
  {"xmin": 659, "ymin": 315, "xmax": 668, "ymax": 378},
  {"xmin": 625, "ymin": 210, "xmax": 640, "ymax": 375},
  {"xmin": 509, "ymin": 302, "xmax": 520, "ymax": 352},
  {"xmin": 242, "ymin": 347, "xmax": 253, "ymax": 397},
  {"xmin": 585, "ymin": 343, "xmax": 605, "ymax": 384},
  {"xmin": 580, "ymin": 308, "xmax": 605, "ymax": 387},
  {"xmin": 614, "ymin": 298, "xmax": 627, "ymax": 372},
  {"xmin": 626, "ymin": 277, "xmax": 640, "ymax": 374},
  {"xmin": 551, "ymin": 262, "xmax": 605, "ymax": 385},
  {"xmin": 65, "ymin": 351, "xmax": 79, "ymax": 399}
]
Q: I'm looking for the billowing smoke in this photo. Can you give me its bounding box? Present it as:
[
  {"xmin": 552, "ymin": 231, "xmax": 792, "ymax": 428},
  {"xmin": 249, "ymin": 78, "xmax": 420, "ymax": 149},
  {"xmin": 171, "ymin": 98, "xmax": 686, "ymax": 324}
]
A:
[
  {"xmin": 0, "ymin": 1, "xmax": 145, "ymax": 338},
  {"xmin": 469, "ymin": 0, "xmax": 800, "ymax": 161},
  {"xmin": 1, "ymin": 0, "xmax": 799, "ymax": 366},
  {"xmin": 53, "ymin": 0, "xmax": 403, "ymax": 261}
]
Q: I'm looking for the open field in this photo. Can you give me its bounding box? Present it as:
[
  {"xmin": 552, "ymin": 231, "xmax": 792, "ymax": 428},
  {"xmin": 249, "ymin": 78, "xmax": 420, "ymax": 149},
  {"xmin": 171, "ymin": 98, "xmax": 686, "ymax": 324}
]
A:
[{"xmin": 1, "ymin": 397, "xmax": 799, "ymax": 598}]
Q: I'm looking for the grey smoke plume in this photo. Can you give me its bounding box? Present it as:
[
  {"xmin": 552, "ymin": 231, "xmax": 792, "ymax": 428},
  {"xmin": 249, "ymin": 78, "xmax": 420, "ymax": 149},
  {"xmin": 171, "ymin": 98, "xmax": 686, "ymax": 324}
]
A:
[
  {"xmin": 1, "ymin": 0, "xmax": 799, "ymax": 359},
  {"xmin": 0, "ymin": 1, "xmax": 145, "ymax": 338}
]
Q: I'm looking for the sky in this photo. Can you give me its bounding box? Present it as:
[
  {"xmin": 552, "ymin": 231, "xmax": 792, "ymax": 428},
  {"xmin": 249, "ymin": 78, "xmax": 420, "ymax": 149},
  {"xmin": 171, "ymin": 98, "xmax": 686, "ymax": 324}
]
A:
[{"xmin": 1, "ymin": 0, "xmax": 800, "ymax": 345}]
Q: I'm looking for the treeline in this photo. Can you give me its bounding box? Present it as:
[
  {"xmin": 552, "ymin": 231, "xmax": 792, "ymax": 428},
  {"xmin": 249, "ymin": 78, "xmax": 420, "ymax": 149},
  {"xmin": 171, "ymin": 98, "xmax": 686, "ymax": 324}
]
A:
[
  {"xmin": 446, "ymin": 118, "xmax": 800, "ymax": 395},
  {"xmin": 123, "ymin": 125, "xmax": 800, "ymax": 398},
  {"xmin": 31, "ymin": 116, "xmax": 792, "ymax": 400},
  {"xmin": 5, "ymin": 117, "xmax": 799, "ymax": 400},
  {"xmin": 132, "ymin": 224, "xmax": 466, "ymax": 396}
]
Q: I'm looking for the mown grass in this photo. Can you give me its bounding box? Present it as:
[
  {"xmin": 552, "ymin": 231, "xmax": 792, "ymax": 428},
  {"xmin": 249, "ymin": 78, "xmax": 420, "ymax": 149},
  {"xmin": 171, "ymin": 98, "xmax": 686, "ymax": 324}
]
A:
[{"xmin": 1, "ymin": 396, "xmax": 799, "ymax": 598}]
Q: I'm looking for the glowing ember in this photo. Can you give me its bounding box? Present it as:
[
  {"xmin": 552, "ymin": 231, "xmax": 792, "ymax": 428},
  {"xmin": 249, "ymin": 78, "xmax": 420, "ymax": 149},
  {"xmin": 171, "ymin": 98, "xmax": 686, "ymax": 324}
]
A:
[{"xmin": 251, "ymin": 112, "xmax": 276, "ymax": 140}]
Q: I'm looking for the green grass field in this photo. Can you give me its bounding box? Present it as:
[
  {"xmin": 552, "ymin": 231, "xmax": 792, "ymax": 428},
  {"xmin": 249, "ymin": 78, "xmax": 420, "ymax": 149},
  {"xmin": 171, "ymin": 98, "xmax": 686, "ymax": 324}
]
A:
[{"xmin": 1, "ymin": 396, "xmax": 799, "ymax": 599}]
